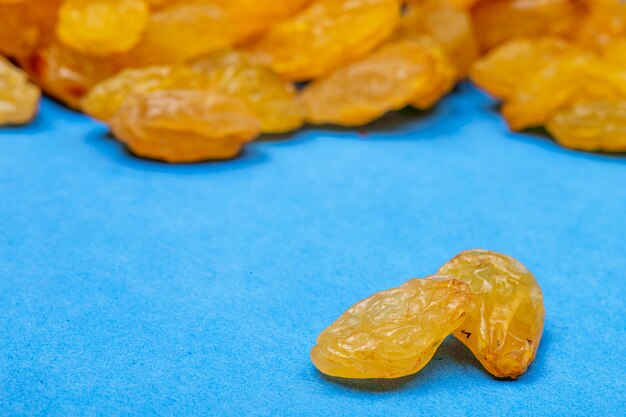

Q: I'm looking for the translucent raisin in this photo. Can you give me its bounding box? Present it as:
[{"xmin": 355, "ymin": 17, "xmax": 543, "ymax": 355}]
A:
[
  {"xmin": 212, "ymin": 0, "xmax": 312, "ymax": 44},
  {"xmin": 311, "ymin": 276, "xmax": 472, "ymax": 379},
  {"xmin": 438, "ymin": 249, "xmax": 545, "ymax": 379},
  {"xmin": 546, "ymin": 101, "xmax": 626, "ymax": 152},
  {"xmin": 0, "ymin": 0, "xmax": 62, "ymax": 58},
  {"xmin": 470, "ymin": 37, "xmax": 575, "ymax": 100},
  {"xmin": 249, "ymin": 0, "xmax": 401, "ymax": 81},
  {"xmin": 502, "ymin": 55, "xmax": 626, "ymax": 131},
  {"xmin": 117, "ymin": 2, "xmax": 232, "ymax": 66},
  {"xmin": 0, "ymin": 56, "xmax": 40, "ymax": 125},
  {"xmin": 471, "ymin": 0, "xmax": 586, "ymax": 52},
  {"xmin": 397, "ymin": 0, "xmax": 478, "ymax": 78},
  {"xmin": 189, "ymin": 50, "xmax": 304, "ymax": 133},
  {"xmin": 300, "ymin": 38, "xmax": 455, "ymax": 126},
  {"xmin": 81, "ymin": 65, "xmax": 205, "ymax": 121},
  {"xmin": 109, "ymin": 89, "xmax": 261, "ymax": 163},
  {"xmin": 18, "ymin": 41, "xmax": 119, "ymax": 109},
  {"xmin": 56, "ymin": 0, "xmax": 149, "ymax": 55}
]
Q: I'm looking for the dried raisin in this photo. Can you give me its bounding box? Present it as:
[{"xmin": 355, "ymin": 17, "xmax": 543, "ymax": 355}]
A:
[
  {"xmin": 110, "ymin": 89, "xmax": 260, "ymax": 162},
  {"xmin": 0, "ymin": 56, "xmax": 40, "ymax": 125},
  {"xmin": 438, "ymin": 249, "xmax": 545, "ymax": 379},
  {"xmin": 311, "ymin": 276, "xmax": 472, "ymax": 379}
]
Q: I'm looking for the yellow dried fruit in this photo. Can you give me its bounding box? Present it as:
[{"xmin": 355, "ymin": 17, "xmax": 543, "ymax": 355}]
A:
[
  {"xmin": 18, "ymin": 41, "xmax": 118, "ymax": 109},
  {"xmin": 546, "ymin": 101, "xmax": 626, "ymax": 152},
  {"xmin": 576, "ymin": 0, "xmax": 626, "ymax": 50},
  {"xmin": 311, "ymin": 276, "xmax": 472, "ymax": 379},
  {"xmin": 81, "ymin": 65, "xmax": 205, "ymax": 121},
  {"xmin": 189, "ymin": 50, "xmax": 304, "ymax": 133},
  {"xmin": 470, "ymin": 37, "xmax": 574, "ymax": 100},
  {"xmin": 213, "ymin": 0, "xmax": 312, "ymax": 44},
  {"xmin": 300, "ymin": 38, "xmax": 455, "ymax": 126},
  {"xmin": 471, "ymin": 0, "xmax": 586, "ymax": 52},
  {"xmin": 502, "ymin": 55, "xmax": 626, "ymax": 130},
  {"xmin": 0, "ymin": 56, "xmax": 40, "ymax": 125},
  {"xmin": 56, "ymin": 0, "xmax": 149, "ymax": 55},
  {"xmin": 249, "ymin": 0, "xmax": 401, "ymax": 81},
  {"xmin": 409, "ymin": 38, "xmax": 457, "ymax": 110},
  {"xmin": 398, "ymin": 0, "xmax": 478, "ymax": 77},
  {"xmin": 438, "ymin": 249, "xmax": 544, "ymax": 379},
  {"xmin": 110, "ymin": 89, "xmax": 260, "ymax": 163},
  {"xmin": 0, "ymin": 0, "xmax": 62, "ymax": 58},
  {"xmin": 117, "ymin": 2, "xmax": 232, "ymax": 66}
]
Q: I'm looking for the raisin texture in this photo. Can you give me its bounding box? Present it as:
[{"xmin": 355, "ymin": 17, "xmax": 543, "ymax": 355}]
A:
[
  {"xmin": 300, "ymin": 38, "xmax": 454, "ymax": 126},
  {"xmin": 546, "ymin": 101, "xmax": 626, "ymax": 152},
  {"xmin": 81, "ymin": 64, "xmax": 205, "ymax": 121},
  {"xmin": 311, "ymin": 276, "xmax": 472, "ymax": 379},
  {"xmin": 56, "ymin": 0, "xmax": 149, "ymax": 55},
  {"xmin": 438, "ymin": 249, "xmax": 545, "ymax": 379},
  {"xmin": 249, "ymin": 0, "xmax": 401, "ymax": 81},
  {"xmin": 116, "ymin": 2, "xmax": 232, "ymax": 66},
  {"xmin": 190, "ymin": 50, "xmax": 304, "ymax": 133},
  {"xmin": 109, "ymin": 89, "xmax": 260, "ymax": 163}
]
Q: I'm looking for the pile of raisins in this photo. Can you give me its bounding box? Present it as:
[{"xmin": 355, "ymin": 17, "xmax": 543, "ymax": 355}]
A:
[{"xmin": 1, "ymin": 0, "xmax": 625, "ymax": 162}]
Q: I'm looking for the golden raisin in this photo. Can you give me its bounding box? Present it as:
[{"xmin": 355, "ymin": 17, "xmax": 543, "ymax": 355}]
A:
[
  {"xmin": 0, "ymin": 0, "xmax": 62, "ymax": 58},
  {"xmin": 502, "ymin": 55, "xmax": 626, "ymax": 131},
  {"xmin": 546, "ymin": 101, "xmax": 626, "ymax": 152},
  {"xmin": 470, "ymin": 37, "xmax": 575, "ymax": 100},
  {"xmin": 249, "ymin": 0, "xmax": 401, "ymax": 81},
  {"xmin": 189, "ymin": 50, "xmax": 304, "ymax": 133},
  {"xmin": 471, "ymin": 0, "xmax": 586, "ymax": 52},
  {"xmin": 311, "ymin": 276, "xmax": 472, "ymax": 379},
  {"xmin": 213, "ymin": 0, "xmax": 312, "ymax": 44},
  {"xmin": 116, "ymin": 1, "xmax": 232, "ymax": 66},
  {"xmin": 0, "ymin": 56, "xmax": 40, "ymax": 125},
  {"xmin": 300, "ymin": 38, "xmax": 454, "ymax": 126},
  {"xmin": 397, "ymin": 0, "xmax": 478, "ymax": 78},
  {"xmin": 18, "ymin": 41, "xmax": 119, "ymax": 109},
  {"xmin": 409, "ymin": 37, "xmax": 457, "ymax": 110},
  {"xmin": 81, "ymin": 65, "xmax": 205, "ymax": 121},
  {"xmin": 56, "ymin": 0, "xmax": 149, "ymax": 55},
  {"xmin": 109, "ymin": 89, "xmax": 260, "ymax": 163},
  {"xmin": 438, "ymin": 249, "xmax": 545, "ymax": 379}
]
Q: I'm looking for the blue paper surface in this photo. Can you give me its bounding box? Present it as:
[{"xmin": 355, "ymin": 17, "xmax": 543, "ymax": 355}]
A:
[{"xmin": 0, "ymin": 84, "xmax": 625, "ymax": 416}]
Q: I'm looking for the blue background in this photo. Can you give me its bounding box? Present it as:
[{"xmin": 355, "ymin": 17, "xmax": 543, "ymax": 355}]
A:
[{"xmin": 1, "ymin": 84, "xmax": 624, "ymax": 416}]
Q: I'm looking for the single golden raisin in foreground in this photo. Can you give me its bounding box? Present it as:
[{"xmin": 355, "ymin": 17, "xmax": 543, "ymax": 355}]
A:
[
  {"xmin": 189, "ymin": 50, "xmax": 304, "ymax": 133},
  {"xmin": 438, "ymin": 249, "xmax": 544, "ymax": 379},
  {"xmin": 56, "ymin": 0, "xmax": 149, "ymax": 55},
  {"xmin": 81, "ymin": 65, "xmax": 205, "ymax": 122},
  {"xmin": 0, "ymin": 56, "xmax": 40, "ymax": 125},
  {"xmin": 311, "ymin": 276, "xmax": 472, "ymax": 379},
  {"xmin": 300, "ymin": 38, "xmax": 455, "ymax": 126},
  {"xmin": 249, "ymin": 0, "xmax": 400, "ymax": 81},
  {"xmin": 109, "ymin": 89, "xmax": 260, "ymax": 163},
  {"xmin": 546, "ymin": 101, "xmax": 626, "ymax": 152}
]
